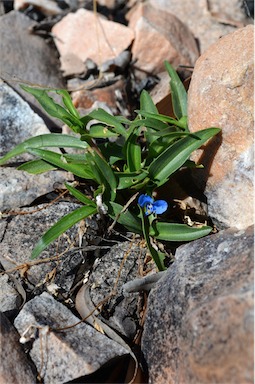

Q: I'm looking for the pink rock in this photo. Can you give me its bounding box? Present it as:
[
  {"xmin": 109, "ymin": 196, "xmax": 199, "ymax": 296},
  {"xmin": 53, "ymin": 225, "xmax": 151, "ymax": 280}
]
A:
[
  {"xmin": 188, "ymin": 25, "xmax": 254, "ymax": 230},
  {"xmin": 127, "ymin": 3, "xmax": 199, "ymax": 77},
  {"xmin": 52, "ymin": 9, "xmax": 134, "ymax": 73},
  {"xmin": 148, "ymin": 0, "xmax": 252, "ymax": 53}
]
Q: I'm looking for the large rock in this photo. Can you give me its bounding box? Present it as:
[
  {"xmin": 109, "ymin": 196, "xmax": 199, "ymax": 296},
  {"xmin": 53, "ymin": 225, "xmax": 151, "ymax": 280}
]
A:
[
  {"xmin": 0, "ymin": 10, "xmax": 65, "ymax": 129},
  {"xmin": 0, "ymin": 202, "xmax": 92, "ymax": 290},
  {"xmin": 0, "ymin": 80, "xmax": 73, "ymax": 212},
  {"xmin": 14, "ymin": 292, "xmax": 128, "ymax": 383},
  {"xmin": 0, "ymin": 312, "xmax": 37, "ymax": 384},
  {"xmin": 148, "ymin": 0, "xmax": 252, "ymax": 53},
  {"xmin": 187, "ymin": 25, "xmax": 254, "ymax": 230},
  {"xmin": 127, "ymin": 2, "xmax": 199, "ymax": 77},
  {"xmin": 142, "ymin": 225, "xmax": 254, "ymax": 384},
  {"xmin": 52, "ymin": 8, "xmax": 134, "ymax": 75}
]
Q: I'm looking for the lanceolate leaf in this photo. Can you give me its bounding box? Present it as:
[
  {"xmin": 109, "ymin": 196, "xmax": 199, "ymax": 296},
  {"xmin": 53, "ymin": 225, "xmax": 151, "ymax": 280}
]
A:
[
  {"xmin": 136, "ymin": 110, "xmax": 187, "ymax": 129},
  {"xmin": 65, "ymin": 183, "xmax": 96, "ymax": 207},
  {"xmin": 149, "ymin": 222, "xmax": 212, "ymax": 241},
  {"xmin": 108, "ymin": 202, "xmax": 142, "ymax": 234},
  {"xmin": 27, "ymin": 148, "xmax": 95, "ymax": 179},
  {"xmin": 148, "ymin": 128, "xmax": 220, "ymax": 186},
  {"xmin": 164, "ymin": 61, "xmax": 188, "ymax": 121},
  {"xmin": 0, "ymin": 134, "xmax": 88, "ymax": 165},
  {"xmin": 139, "ymin": 90, "xmax": 158, "ymax": 114},
  {"xmin": 20, "ymin": 85, "xmax": 83, "ymax": 132},
  {"xmin": 17, "ymin": 159, "xmax": 56, "ymax": 174},
  {"xmin": 31, "ymin": 205, "xmax": 97, "ymax": 259},
  {"xmin": 88, "ymin": 108, "xmax": 128, "ymax": 138}
]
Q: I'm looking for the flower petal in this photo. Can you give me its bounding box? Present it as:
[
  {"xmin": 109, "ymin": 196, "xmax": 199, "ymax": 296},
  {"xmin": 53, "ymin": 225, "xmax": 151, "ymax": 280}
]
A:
[
  {"xmin": 152, "ymin": 200, "xmax": 168, "ymax": 214},
  {"xmin": 138, "ymin": 194, "xmax": 154, "ymax": 208}
]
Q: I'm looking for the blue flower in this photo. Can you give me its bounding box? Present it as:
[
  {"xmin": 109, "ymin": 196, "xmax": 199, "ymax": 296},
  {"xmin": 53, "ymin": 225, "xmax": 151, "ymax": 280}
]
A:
[{"xmin": 138, "ymin": 194, "xmax": 168, "ymax": 216}]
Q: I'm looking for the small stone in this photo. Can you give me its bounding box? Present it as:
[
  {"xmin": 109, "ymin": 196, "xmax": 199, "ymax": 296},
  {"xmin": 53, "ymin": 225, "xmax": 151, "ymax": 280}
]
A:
[
  {"xmin": 71, "ymin": 77, "xmax": 127, "ymax": 113},
  {"xmin": 14, "ymin": 292, "xmax": 128, "ymax": 383},
  {"xmin": 0, "ymin": 274, "xmax": 22, "ymax": 315},
  {"xmin": 188, "ymin": 25, "xmax": 254, "ymax": 230},
  {"xmin": 142, "ymin": 225, "xmax": 254, "ymax": 384},
  {"xmin": 14, "ymin": 0, "xmax": 63, "ymax": 16},
  {"xmin": 0, "ymin": 312, "xmax": 37, "ymax": 384},
  {"xmin": 52, "ymin": 8, "xmax": 134, "ymax": 73},
  {"xmin": 127, "ymin": 2, "xmax": 199, "ymax": 77}
]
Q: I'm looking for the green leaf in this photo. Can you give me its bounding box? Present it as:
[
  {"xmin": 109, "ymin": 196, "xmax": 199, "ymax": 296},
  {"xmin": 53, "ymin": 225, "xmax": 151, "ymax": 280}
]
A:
[
  {"xmin": 31, "ymin": 205, "xmax": 97, "ymax": 259},
  {"xmin": 20, "ymin": 85, "xmax": 83, "ymax": 132},
  {"xmin": 164, "ymin": 61, "xmax": 188, "ymax": 121},
  {"xmin": 0, "ymin": 134, "xmax": 88, "ymax": 165},
  {"xmin": 86, "ymin": 150, "xmax": 117, "ymax": 201},
  {"xmin": 108, "ymin": 202, "xmax": 142, "ymax": 234},
  {"xmin": 135, "ymin": 110, "xmax": 186, "ymax": 129},
  {"xmin": 116, "ymin": 171, "xmax": 148, "ymax": 189},
  {"xmin": 65, "ymin": 183, "xmax": 96, "ymax": 207},
  {"xmin": 125, "ymin": 131, "xmax": 142, "ymax": 172},
  {"xmin": 27, "ymin": 148, "xmax": 95, "ymax": 179},
  {"xmin": 17, "ymin": 159, "xmax": 56, "ymax": 174},
  {"xmin": 148, "ymin": 128, "xmax": 221, "ymax": 186},
  {"xmin": 88, "ymin": 108, "xmax": 128, "ymax": 138},
  {"xmin": 150, "ymin": 222, "xmax": 212, "ymax": 241},
  {"xmin": 140, "ymin": 90, "xmax": 158, "ymax": 114},
  {"xmin": 56, "ymin": 90, "xmax": 81, "ymax": 119},
  {"xmin": 81, "ymin": 124, "xmax": 119, "ymax": 139}
]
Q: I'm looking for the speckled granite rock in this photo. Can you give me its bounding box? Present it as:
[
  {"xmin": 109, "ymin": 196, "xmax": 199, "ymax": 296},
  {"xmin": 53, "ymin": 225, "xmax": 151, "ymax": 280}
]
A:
[{"xmin": 14, "ymin": 292, "xmax": 128, "ymax": 384}]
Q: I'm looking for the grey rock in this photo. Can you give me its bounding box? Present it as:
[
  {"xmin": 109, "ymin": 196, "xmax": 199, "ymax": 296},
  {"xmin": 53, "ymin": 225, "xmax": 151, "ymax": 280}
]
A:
[
  {"xmin": 0, "ymin": 79, "xmax": 50, "ymax": 161},
  {"xmin": 0, "ymin": 167, "xmax": 72, "ymax": 212},
  {"xmin": 0, "ymin": 10, "xmax": 65, "ymax": 129},
  {"xmin": 14, "ymin": 292, "xmax": 128, "ymax": 384},
  {"xmin": 0, "ymin": 312, "xmax": 37, "ymax": 384},
  {"xmin": 0, "ymin": 274, "xmax": 22, "ymax": 315},
  {"xmin": 0, "ymin": 202, "xmax": 91, "ymax": 290},
  {"xmin": 142, "ymin": 225, "xmax": 254, "ymax": 384},
  {"xmin": 88, "ymin": 241, "xmax": 149, "ymax": 339}
]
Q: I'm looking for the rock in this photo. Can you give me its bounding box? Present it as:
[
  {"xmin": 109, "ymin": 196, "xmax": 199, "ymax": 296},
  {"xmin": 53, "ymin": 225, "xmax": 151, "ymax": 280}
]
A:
[
  {"xmin": 0, "ymin": 312, "xmax": 37, "ymax": 384},
  {"xmin": 52, "ymin": 8, "xmax": 134, "ymax": 74},
  {"xmin": 0, "ymin": 202, "xmax": 91, "ymax": 290},
  {"xmin": 14, "ymin": 292, "xmax": 129, "ymax": 383},
  {"xmin": 148, "ymin": 0, "xmax": 252, "ymax": 53},
  {"xmin": 0, "ymin": 167, "xmax": 72, "ymax": 212},
  {"xmin": 127, "ymin": 2, "xmax": 199, "ymax": 77},
  {"xmin": 88, "ymin": 241, "xmax": 149, "ymax": 339},
  {"xmin": 14, "ymin": 0, "xmax": 64, "ymax": 16},
  {"xmin": 0, "ymin": 274, "xmax": 22, "ymax": 316},
  {"xmin": 142, "ymin": 225, "xmax": 254, "ymax": 384},
  {"xmin": 0, "ymin": 79, "xmax": 50, "ymax": 162},
  {"xmin": 0, "ymin": 10, "xmax": 65, "ymax": 129},
  {"xmin": 188, "ymin": 25, "xmax": 254, "ymax": 230},
  {"xmin": 71, "ymin": 77, "xmax": 128, "ymax": 114}
]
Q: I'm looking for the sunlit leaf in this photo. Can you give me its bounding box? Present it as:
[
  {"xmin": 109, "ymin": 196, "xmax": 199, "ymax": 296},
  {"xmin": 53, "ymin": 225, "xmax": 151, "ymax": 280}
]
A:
[
  {"xmin": 27, "ymin": 148, "xmax": 95, "ymax": 179},
  {"xmin": 0, "ymin": 134, "xmax": 88, "ymax": 165},
  {"xmin": 65, "ymin": 183, "xmax": 96, "ymax": 207},
  {"xmin": 88, "ymin": 108, "xmax": 127, "ymax": 138},
  {"xmin": 108, "ymin": 202, "xmax": 142, "ymax": 234},
  {"xmin": 148, "ymin": 128, "xmax": 220, "ymax": 186},
  {"xmin": 164, "ymin": 61, "xmax": 188, "ymax": 122},
  {"xmin": 17, "ymin": 159, "xmax": 56, "ymax": 174}
]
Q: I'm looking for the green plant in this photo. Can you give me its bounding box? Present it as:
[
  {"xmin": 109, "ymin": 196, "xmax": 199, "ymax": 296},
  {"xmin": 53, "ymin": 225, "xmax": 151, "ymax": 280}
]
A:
[{"xmin": 0, "ymin": 62, "xmax": 220, "ymax": 270}]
